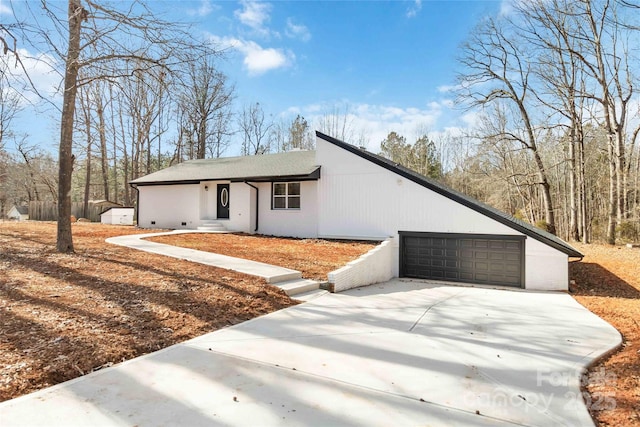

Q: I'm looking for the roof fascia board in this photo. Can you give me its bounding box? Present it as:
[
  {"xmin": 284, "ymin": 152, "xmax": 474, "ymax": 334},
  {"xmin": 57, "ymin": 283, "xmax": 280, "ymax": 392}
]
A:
[{"xmin": 131, "ymin": 168, "xmax": 321, "ymax": 187}]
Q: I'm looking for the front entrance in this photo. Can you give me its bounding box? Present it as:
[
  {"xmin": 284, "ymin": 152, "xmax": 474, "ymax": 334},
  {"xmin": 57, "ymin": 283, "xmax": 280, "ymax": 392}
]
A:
[{"xmin": 217, "ymin": 184, "xmax": 230, "ymax": 219}]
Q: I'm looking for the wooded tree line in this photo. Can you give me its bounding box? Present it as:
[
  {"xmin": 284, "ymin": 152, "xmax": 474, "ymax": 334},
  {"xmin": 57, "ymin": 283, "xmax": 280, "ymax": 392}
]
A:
[
  {"xmin": 445, "ymin": 0, "xmax": 640, "ymax": 244},
  {"xmin": 2, "ymin": 0, "xmax": 640, "ymax": 249},
  {"xmin": 0, "ymin": 1, "xmax": 317, "ymax": 248}
]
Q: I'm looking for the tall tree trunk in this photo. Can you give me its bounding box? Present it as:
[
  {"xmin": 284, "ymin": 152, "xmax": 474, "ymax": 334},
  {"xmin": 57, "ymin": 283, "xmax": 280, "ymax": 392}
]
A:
[
  {"xmin": 109, "ymin": 85, "xmax": 118, "ymax": 204},
  {"xmin": 568, "ymin": 134, "xmax": 579, "ymax": 241},
  {"xmin": 197, "ymin": 119, "xmax": 206, "ymax": 159},
  {"xmin": 607, "ymin": 137, "xmax": 617, "ymax": 244},
  {"xmin": 57, "ymin": 0, "xmax": 85, "ymax": 253},
  {"xmin": 578, "ymin": 137, "xmax": 589, "ymax": 243},
  {"xmin": 83, "ymin": 137, "xmax": 91, "ymax": 218},
  {"xmin": 96, "ymin": 97, "xmax": 110, "ymax": 201},
  {"xmin": 80, "ymin": 84, "xmax": 92, "ymax": 217},
  {"xmin": 616, "ymin": 130, "xmax": 626, "ymax": 222}
]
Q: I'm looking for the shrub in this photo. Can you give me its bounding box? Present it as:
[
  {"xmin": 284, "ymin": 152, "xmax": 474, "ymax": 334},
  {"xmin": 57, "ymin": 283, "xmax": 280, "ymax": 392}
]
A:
[
  {"xmin": 616, "ymin": 221, "xmax": 639, "ymax": 243},
  {"xmin": 535, "ymin": 220, "xmax": 551, "ymax": 232}
]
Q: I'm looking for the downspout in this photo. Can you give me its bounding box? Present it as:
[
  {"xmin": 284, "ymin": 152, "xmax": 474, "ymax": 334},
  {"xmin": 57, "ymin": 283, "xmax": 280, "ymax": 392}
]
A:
[
  {"xmin": 130, "ymin": 183, "xmax": 140, "ymax": 227},
  {"xmin": 244, "ymin": 181, "xmax": 259, "ymax": 232}
]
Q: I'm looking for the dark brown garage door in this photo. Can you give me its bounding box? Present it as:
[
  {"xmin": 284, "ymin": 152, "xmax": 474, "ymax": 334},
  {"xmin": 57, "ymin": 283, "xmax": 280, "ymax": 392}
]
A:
[{"xmin": 399, "ymin": 232, "xmax": 525, "ymax": 288}]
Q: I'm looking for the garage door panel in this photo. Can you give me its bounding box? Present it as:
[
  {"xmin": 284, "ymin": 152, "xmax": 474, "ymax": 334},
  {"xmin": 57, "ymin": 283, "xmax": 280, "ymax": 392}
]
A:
[
  {"xmin": 475, "ymin": 252, "xmax": 488, "ymax": 260},
  {"xmin": 489, "ymin": 252, "xmax": 506, "ymax": 260},
  {"xmin": 506, "ymin": 253, "xmax": 520, "ymax": 261},
  {"xmin": 401, "ymin": 233, "xmax": 524, "ymax": 288}
]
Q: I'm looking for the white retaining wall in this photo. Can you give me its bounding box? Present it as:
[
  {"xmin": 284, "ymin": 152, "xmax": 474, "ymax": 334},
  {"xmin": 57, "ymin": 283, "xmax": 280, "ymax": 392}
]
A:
[{"xmin": 328, "ymin": 239, "xmax": 394, "ymax": 292}]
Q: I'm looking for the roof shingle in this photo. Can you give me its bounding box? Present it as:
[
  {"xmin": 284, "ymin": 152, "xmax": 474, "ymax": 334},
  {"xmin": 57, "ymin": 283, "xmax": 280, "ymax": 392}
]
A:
[{"xmin": 130, "ymin": 151, "xmax": 320, "ymax": 185}]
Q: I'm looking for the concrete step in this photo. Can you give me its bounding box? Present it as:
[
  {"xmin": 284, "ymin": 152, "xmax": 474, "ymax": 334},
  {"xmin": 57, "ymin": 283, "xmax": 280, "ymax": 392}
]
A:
[
  {"xmin": 265, "ymin": 271, "xmax": 302, "ymax": 284},
  {"xmin": 197, "ymin": 221, "xmax": 228, "ymax": 232},
  {"xmin": 275, "ymin": 278, "xmax": 320, "ymax": 296},
  {"xmin": 291, "ymin": 288, "xmax": 329, "ymax": 302}
]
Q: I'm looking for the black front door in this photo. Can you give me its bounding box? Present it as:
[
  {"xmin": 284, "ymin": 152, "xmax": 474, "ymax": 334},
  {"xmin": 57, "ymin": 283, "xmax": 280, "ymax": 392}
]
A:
[{"xmin": 217, "ymin": 184, "xmax": 230, "ymax": 219}]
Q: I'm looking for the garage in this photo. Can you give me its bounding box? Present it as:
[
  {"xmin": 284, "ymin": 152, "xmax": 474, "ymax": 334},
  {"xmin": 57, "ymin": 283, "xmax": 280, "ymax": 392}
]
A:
[{"xmin": 399, "ymin": 232, "xmax": 525, "ymax": 288}]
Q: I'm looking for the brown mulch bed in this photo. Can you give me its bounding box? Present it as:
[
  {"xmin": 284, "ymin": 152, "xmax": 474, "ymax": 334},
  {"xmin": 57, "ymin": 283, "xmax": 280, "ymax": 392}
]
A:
[
  {"xmin": 0, "ymin": 221, "xmax": 296, "ymax": 402},
  {"xmin": 569, "ymin": 243, "xmax": 640, "ymax": 426},
  {"xmin": 146, "ymin": 233, "xmax": 379, "ymax": 281}
]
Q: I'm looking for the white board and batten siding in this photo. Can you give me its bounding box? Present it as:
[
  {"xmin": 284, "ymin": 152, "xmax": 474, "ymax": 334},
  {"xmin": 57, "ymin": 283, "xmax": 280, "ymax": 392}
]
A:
[{"xmin": 315, "ymin": 136, "xmax": 569, "ymax": 291}]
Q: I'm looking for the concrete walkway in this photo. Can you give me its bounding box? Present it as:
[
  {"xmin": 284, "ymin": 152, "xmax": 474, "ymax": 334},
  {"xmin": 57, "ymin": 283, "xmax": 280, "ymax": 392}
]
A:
[
  {"xmin": 106, "ymin": 231, "xmax": 320, "ymax": 296},
  {"xmin": 0, "ymin": 280, "xmax": 620, "ymax": 426}
]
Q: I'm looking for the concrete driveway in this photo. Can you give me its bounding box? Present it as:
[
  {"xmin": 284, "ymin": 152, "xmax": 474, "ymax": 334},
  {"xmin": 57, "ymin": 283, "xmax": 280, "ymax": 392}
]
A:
[{"xmin": 0, "ymin": 280, "xmax": 620, "ymax": 426}]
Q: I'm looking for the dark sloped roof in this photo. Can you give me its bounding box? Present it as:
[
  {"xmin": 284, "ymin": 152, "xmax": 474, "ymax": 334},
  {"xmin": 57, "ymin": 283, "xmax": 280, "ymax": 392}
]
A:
[
  {"xmin": 130, "ymin": 150, "xmax": 320, "ymax": 185},
  {"xmin": 316, "ymin": 131, "xmax": 583, "ymax": 258},
  {"xmin": 15, "ymin": 205, "xmax": 28, "ymax": 215}
]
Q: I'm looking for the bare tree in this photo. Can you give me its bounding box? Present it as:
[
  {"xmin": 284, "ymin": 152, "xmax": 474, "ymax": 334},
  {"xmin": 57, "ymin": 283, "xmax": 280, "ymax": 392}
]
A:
[
  {"xmin": 7, "ymin": 0, "xmax": 208, "ymax": 252},
  {"xmin": 177, "ymin": 53, "xmax": 234, "ymax": 159},
  {"xmin": 239, "ymin": 102, "xmax": 273, "ymax": 155},
  {"xmin": 316, "ymin": 103, "xmax": 369, "ymax": 145},
  {"xmin": 0, "ymin": 62, "xmax": 21, "ymax": 150},
  {"xmin": 457, "ymin": 17, "xmax": 557, "ymax": 234},
  {"xmin": 514, "ymin": 0, "xmax": 639, "ymax": 242},
  {"xmin": 77, "ymin": 80, "xmax": 94, "ymax": 217},
  {"xmin": 0, "ymin": 60, "xmax": 22, "ymax": 218},
  {"xmin": 287, "ymin": 115, "xmax": 314, "ymax": 151}
]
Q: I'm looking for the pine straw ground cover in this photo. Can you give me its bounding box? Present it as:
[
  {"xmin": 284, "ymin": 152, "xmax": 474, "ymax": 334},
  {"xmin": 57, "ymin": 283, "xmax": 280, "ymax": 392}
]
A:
[
  {"xmin": 2, "ymin": 222, "xmax": 637, "ymax": 426},
  {"xmin": 0, "ymin": 221, "xmax": 295, "ymax": 402},
  {"xmin": 146, "ymin": 233, "xmax": 379, "ymax": 281},
  {"xmin": 570, "ymin": 243, "xmax": 640, "ymax": 426}
]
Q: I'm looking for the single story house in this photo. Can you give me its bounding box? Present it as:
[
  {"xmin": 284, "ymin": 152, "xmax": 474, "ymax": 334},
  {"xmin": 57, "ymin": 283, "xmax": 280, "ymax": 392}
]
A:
[
  {"xmin": 130, "ymin": 131, "xmax": 582, "ymax": 291},
  {"xmin": 7, "ymin": 205, "xmax": 29, "ymax": 221}
]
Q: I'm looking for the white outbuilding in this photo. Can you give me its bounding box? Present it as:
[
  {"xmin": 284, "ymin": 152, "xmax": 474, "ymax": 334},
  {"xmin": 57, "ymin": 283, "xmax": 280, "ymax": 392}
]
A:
[
  {"xmin": 100, "ymin": 207, "xmax": 135, "ymax": 225},
  {"xmin": 7, "ymin": 205, "xmax": 29, "ymax": 221}
]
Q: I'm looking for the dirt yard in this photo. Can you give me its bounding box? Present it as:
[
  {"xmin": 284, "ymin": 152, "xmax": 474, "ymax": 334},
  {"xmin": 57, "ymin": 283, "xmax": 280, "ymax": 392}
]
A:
[
  {"xmin": 0, "ymin": 222, "xmax": 376, "ymax": 403},
  {"xmin": 570, "ymin": 243, "xmax": 640, "ymax": 426}
]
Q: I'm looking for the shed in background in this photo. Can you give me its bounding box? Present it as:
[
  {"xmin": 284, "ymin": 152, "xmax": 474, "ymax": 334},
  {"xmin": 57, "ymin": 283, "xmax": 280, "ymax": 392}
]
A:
[
  {"xmin": 100, "ymin": 207, "xmax": 135, "ymax": 225},
  {"xmin": 7, "ymin": 205, "xmax": 29, "ymax": 221}
]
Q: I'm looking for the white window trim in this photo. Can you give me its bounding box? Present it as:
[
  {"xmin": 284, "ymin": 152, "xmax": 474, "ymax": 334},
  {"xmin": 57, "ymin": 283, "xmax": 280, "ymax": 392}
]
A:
[{"xmin": 272, "ymin": 182, "xmax": 301, "ymax": 210}]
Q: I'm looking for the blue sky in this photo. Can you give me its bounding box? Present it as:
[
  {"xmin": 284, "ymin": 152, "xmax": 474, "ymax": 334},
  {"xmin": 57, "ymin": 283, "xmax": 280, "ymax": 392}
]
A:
[
  {"xmin": 193, "ymin": 0, "xmax": 503, "ymax": 150},
  {"xmin": 4, "ymin": 0, "xmax": 506, "ymax": 154}
]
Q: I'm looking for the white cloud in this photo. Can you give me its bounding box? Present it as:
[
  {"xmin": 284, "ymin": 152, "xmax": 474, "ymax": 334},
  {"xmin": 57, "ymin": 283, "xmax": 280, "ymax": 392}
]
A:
[
  {"xmin": 285, "ymin": 18, "xmax": 311, "ymax": 42},
  {"xmin": 499, "ymin": 0, "xmax": 516, "ymax": 17},
  {"xmin": 209, "ymin": 35, "xmax": 293, "ymax": 75},
  {"xmin": 406, "ymin": 0, "xmax": 422, "ymax": 18},
  {"xmin": 0, "ymin": 3, "xmax": 11, "ymax": 15},
  {"xmin": 234, "ymin": 0, "xmax": 272, "ymax": 37},
  {"xmin": 187, "ymin": 0, "xmax": 216, "ymax": 17},
  {"xmin": 289, "ymin": 101, "xmax": 446, "ymax": 151},
  {"xmin": 461, "ymin": 111, "xmax": 481, "ymax": 128},
  {"xmin": 441, "ymin": 99, "xmax": 455, "ymax": 108},
  {"xmin": 437, "ymin": 84, "xmax": 463, "ymax": 93}
]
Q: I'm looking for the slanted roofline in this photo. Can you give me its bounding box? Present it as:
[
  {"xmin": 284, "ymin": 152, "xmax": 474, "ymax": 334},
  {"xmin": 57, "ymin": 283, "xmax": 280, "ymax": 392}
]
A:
[{"xmin": 315, "ymin": 131, "xmax": 583, "ymax": 258}]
